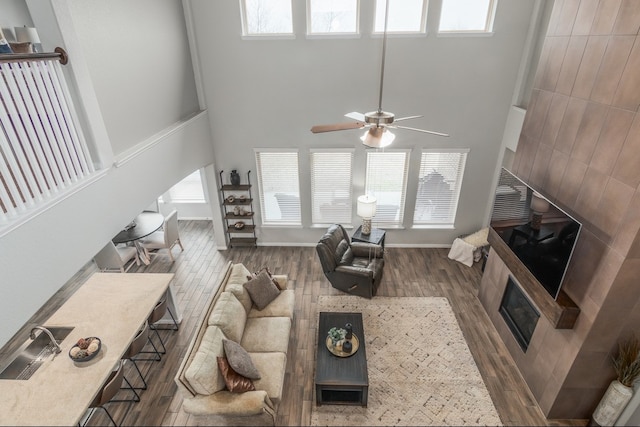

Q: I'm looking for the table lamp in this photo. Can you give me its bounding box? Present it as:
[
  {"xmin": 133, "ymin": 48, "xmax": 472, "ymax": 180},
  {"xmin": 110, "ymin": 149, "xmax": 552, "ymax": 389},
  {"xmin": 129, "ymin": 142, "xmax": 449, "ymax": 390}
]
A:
[
  {"xmin": 530, "ymin": 192, "xmax": 549, "ymax": 230},
  {"xmin": 357, "ymin": 195, "xmax": 377, "ymax": 235},
  {"xmin": 15, "ymin": 26, "xmax": 41, "ymax": 53}
]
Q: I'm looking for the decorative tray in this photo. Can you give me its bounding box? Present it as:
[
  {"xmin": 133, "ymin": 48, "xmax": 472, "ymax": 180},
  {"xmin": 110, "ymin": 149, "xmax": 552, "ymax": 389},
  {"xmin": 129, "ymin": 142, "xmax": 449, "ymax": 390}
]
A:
[
  {"xmin": 69, "ymin": 337, "xmax": 102, "ymax": 362},
  {"xmin": 325, "ymin": 334, "xmax": 359, "ymax": 357}
]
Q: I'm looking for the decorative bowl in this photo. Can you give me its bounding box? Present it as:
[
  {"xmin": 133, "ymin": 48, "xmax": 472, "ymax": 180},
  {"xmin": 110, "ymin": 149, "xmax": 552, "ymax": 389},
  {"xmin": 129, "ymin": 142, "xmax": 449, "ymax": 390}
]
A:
[
  {"xmin": 234, "ymin": 221, "xmax": 245, "ymax": 230},
  {"xmin": 226, "ymin": 196, "xmax": 235, "ymax": 204},
  {"xmin": 69, "ymin": 337, "xmax": 101, "ymax": 362}
]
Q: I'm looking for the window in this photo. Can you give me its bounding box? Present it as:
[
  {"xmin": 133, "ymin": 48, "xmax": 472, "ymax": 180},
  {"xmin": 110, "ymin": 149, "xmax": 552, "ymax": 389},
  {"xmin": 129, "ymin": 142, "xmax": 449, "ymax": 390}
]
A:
[
  {"xmin": 255, "ymin": 150, "xmax": 301, "ymax": 225},
  {"xmin": 438, "ymin": 0, "xmax": 496, "ymax": 33},
  {"xmin": 308, "ymin": 0, "xmax": 359, "ymax": 35},
  {"xmin": 413, "ymin": 149, "xmax": 468, "ymax": 226},
  {"xmin": 310, "ymin": 149, "xmax": 353, "ymax": 225},
  {"xmin": 160, "ymin": 170, "xmax": 206, "ymax": 203},
  {"xmin": 373, "ymin": 0, "xmax": 427, "ymax": 33},
  {"xmin": 241, "ymin": 0, "xmax": 293, "ymax": 35},
  {"xmin": 365, "ymin": 150, "xmax": 409, "ymax": 227}
]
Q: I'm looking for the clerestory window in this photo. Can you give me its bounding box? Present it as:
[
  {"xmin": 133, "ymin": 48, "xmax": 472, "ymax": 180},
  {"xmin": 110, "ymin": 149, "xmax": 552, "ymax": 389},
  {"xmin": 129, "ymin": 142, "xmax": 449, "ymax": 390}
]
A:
[
  {"xmin": 438, "ymin": 0, "xmax": 497, "ymax": 33},
  {"xmin": 240, "ymin": 0, "xmax": 294, "ymax": 36}
]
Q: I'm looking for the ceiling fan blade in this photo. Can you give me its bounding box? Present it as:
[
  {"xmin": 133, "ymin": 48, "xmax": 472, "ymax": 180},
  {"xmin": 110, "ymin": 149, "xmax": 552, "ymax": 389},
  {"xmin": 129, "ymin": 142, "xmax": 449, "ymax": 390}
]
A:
[
  {"xmin": 345, "ymin": 112, "xmax": 366, "ymax": 122},
  {"xmin": 394, "ymin": 125, "xmax": 450, "ymax": 137},
  {"xmin": 394, "ymin": 115, "xmax": 423, "ymax": 122},
  {"xmin": 310, "ymin": 121, "xmax": 365, "ymax": 133}
]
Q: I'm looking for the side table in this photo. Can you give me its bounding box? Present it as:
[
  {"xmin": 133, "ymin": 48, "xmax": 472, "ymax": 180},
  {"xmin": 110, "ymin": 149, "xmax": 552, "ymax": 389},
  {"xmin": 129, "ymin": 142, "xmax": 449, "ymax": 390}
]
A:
[{"xmin": 352, "ymin": 226, "xmax": 386, "ymax": 249}]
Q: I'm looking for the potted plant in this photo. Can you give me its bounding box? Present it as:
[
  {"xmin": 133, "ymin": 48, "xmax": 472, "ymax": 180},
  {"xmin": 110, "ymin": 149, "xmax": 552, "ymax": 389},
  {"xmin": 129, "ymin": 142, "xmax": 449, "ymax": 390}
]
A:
[
  {"xmin": 592, "ymin": 336, "xmax": 640, "ymax": 426},
  {"xmin": 327, "ymin": 327, "xmax": 346, "ymax": 348}
]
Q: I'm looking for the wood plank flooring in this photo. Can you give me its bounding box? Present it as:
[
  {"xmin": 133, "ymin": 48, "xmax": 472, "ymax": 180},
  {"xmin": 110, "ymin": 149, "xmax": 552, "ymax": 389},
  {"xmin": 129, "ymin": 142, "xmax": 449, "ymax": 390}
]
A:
[{"xmin": 1, "ymin": 220, "xmax": 588, "ymax": 426}]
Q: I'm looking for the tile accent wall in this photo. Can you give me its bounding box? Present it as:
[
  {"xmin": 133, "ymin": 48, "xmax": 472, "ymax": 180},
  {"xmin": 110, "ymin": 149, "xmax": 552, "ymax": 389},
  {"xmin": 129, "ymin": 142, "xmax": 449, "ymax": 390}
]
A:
[{"xmin": 480, "ymin": 0, "xmax": 640, "ymax": 419}]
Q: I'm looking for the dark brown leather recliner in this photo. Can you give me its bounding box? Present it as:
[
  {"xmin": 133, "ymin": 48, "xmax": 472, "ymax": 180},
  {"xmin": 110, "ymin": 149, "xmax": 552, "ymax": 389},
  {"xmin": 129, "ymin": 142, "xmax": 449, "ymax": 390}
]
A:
[{"xmin": 316, "ymin": 224, "xmax": 384, "ymax": 299}]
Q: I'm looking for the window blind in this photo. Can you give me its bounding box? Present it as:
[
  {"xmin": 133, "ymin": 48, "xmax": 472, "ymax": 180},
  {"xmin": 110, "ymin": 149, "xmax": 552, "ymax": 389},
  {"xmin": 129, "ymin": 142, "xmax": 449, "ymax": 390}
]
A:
[
  {"xmin": 413, "ymin": 149, "xmax": 468, "ymax": 226},
  {"xmin": 255, "ymin": 150, "xmax": 301, "ymax": 225},
  {"xmin": 491, "ymin": 168, "xmax": 529, "ymax": 222},
  {"xmin": 365, "ymin": 150, "xmax": 409, "ymax": 227},
  {"xmin": 310, "ymin": 149, "xmax": 353, "ymax": 225}
]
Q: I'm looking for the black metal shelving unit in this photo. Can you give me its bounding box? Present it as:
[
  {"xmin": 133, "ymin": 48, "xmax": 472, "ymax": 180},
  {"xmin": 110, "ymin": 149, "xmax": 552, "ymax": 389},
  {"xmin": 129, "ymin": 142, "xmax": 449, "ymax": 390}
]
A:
[{"xmin": 219, "ymin": 170, "xmax": 257, "ymax": 247}]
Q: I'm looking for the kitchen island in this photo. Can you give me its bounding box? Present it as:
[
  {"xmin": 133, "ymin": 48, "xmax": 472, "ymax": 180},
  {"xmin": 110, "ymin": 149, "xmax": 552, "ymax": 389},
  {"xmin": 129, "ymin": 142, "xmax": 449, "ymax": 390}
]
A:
[{"xmin": 0, "ymin": 272, "xmax": 174, "ymax": 426}]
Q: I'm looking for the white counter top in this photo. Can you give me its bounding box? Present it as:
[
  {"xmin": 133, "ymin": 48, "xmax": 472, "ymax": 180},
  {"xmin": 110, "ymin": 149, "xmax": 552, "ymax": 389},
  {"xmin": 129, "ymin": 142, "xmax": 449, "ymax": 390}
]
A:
[{"xmin": 0, "ymin": 272, "xmax": 174, "ymax": 426}]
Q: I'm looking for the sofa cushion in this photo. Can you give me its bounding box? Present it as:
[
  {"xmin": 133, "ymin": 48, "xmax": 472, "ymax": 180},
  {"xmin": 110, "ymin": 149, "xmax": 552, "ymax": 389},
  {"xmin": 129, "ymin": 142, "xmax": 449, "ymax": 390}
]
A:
[
  {"xmin": 228, "ymin": 263, "xmax": 253, "ymax": 286},
  {"xmin": 244, "ymin": 271, "xmax": 281, "ymax": 310},
  {"xmin": 241, "ymin": 317, "xmax": 291, "ymax": 353},
  {"xmin": 248, "ymin": 289, "xmax": 295, "ymax": 320},
  {"xmin": 249, "ymin": 352, "xmax": 287, "ymax": 405},
  {"xmin": 224, "ymin": 282, "xmax": 253, "ymax": 314},
  {"xmin": 217, "ymin": 357, "xmax": 255, "ymax": 393},
  {"xmin": 208, "ymin": 292, "xmax": 247, "ymax": 343},
  {"xmin": 184, "ymin": 326, "xmax": 226, "ymax": 395},
  {"xmin": 223, "ymin": 339, "xmax": 261, "ymax": 380}
]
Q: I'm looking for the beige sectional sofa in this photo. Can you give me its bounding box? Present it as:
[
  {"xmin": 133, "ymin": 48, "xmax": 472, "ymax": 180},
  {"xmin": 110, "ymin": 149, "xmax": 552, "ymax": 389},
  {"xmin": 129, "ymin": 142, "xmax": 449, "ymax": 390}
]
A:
[{"xmin": 175, "ymin": 262, "xmax": 295, "ymax": 426}]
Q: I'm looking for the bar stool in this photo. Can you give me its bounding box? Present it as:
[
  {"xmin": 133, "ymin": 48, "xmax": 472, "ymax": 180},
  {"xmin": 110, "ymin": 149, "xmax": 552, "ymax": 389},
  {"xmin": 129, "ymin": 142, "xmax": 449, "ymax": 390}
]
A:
[
  {"xmin": 139, "ymin": 294, "xmax": 178, "ymax": 361},
  {"xmin": 120, "ymin": 321, "xmax": 150, "ymax": 390},
  {"xmin": 84, "ymin": 360, "xmax": 137, "ymax": 427}
]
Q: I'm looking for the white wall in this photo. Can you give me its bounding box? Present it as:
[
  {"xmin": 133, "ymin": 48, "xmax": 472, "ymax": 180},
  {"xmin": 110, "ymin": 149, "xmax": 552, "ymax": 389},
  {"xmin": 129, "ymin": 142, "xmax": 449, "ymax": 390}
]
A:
[
  {"xmin": 0, "ymin": 0, "xmax": 215, "ymax": 349},
  {"xmin": 188, "ymin": 0, "xmax": 539, "ymax": 246}
]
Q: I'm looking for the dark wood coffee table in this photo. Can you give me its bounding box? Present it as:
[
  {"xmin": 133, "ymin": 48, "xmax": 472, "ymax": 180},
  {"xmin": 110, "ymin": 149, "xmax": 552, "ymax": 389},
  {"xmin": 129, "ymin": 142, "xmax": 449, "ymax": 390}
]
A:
[{"xmin": 315, "ymin": 312, "xmax": 368, "ymax": 407}]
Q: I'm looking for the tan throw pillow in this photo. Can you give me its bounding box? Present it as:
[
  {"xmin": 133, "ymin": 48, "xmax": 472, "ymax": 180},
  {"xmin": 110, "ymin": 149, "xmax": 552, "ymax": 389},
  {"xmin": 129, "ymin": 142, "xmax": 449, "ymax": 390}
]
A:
[
  {"xmin": 243, "ymin": 270, "xmax": 280, "ymax": 310},
  {"xmin": 246, "ymin": 267, "xmax": 283, "ymax": 290},
  {"xmin": 216, "ymin": 357, "xmax": 255, "ymax": 393},
  {"xmin": 9, "ymin": 42, "xmax": 32, "ymax": 53},
  {"xmin": 223, "ymin": 339, "xmax": 261, "ymax": 380}
]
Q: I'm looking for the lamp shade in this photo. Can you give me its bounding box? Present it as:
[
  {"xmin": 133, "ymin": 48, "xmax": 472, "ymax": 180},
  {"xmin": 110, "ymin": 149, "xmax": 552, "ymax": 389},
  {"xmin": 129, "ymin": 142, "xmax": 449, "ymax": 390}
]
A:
[
  {"xmin": 15, "ymin": 26, "xmax": 40, "ymax": 44},
  {"xmin": 361, "ymin": 127, "xmax": 395, "ymax": 148},
  {"xmin": 357, "ymin": 195, "xmax": 377, "ymax": 218},
  {"xmin": 530, "ymin": 192, "xmax": 550, "ymax": 213}
]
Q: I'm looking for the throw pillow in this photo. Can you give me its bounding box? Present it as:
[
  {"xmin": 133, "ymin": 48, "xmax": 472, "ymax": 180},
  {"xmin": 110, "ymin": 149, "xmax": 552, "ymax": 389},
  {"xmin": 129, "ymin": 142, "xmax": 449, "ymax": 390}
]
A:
[
  {"xmin": 222, "ymin": 339, "xmax": 261, "ymax": 379},
  {"xmin": 243, "ymin": 270, "xmax": 281, "ymax": 310},
  {"xmin": 216, "ymin": 357, "xmax": 255, "ymax": 393},
  {"xmin": 9, "ymin": 42, "xmax": 32, "ymax": 53},
  {"xmin": 462, "ymin": 227, "xmax": 489, "ymax": 248},
  {"xmin": 246, "ymin": 267, "xmax": 283, "ymax": 290}
]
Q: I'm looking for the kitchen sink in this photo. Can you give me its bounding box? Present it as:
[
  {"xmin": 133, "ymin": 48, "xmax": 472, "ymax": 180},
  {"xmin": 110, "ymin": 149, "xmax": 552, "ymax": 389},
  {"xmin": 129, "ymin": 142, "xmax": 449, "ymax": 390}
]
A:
[{"xmin": 0, "ymin": 326, "xmax": 74, "ymax": 380}]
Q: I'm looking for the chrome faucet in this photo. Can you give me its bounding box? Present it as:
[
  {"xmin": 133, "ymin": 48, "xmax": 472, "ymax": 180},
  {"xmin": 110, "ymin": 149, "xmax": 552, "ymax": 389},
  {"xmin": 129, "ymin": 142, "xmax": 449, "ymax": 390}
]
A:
[{"xmin": 30, "ymin": 326, "xmax": 62, "ymax": 354}]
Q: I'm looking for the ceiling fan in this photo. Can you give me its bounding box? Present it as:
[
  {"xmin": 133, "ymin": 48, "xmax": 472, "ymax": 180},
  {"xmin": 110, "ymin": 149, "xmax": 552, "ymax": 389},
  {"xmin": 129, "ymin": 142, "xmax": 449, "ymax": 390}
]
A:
[{"xmin": 310, "ymin": 0, "xmax": 449, "ymax": 148}]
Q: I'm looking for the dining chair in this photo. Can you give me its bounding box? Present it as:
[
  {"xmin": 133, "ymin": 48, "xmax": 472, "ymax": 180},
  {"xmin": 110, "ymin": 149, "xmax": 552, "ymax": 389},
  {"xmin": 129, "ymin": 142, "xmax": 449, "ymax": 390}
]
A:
[
  {"xmin": 85, "ymin": 360, "xmax": 136, "ymax": 427},
  {"xmin": 93, "ymin": 241, "xmax": 138, "ymax": 273},
  {"xmin": 139, "ymin": 210, "xmax": 184, "ymax": 262}
]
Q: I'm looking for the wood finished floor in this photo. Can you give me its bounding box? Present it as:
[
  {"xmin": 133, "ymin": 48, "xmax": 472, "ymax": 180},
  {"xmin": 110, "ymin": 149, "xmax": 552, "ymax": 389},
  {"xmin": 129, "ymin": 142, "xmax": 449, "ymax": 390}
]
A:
[{"xmin": 2, "ymin": 220, "xmax": 588, "ymax": 426}]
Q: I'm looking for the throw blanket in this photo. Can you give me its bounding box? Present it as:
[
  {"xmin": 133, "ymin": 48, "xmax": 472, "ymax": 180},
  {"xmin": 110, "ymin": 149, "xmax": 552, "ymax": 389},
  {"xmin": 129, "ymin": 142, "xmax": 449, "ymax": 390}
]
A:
[{"xmin": 448, "ymin": 237, "xmax": 476, "ymax": 267}]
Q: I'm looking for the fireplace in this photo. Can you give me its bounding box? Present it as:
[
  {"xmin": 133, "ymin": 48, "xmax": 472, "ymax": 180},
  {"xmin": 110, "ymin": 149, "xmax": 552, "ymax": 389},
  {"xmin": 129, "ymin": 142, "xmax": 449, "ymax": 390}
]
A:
[{"xmin": 499, "ymin": 277, "xmax": 540, "ymax": 351}]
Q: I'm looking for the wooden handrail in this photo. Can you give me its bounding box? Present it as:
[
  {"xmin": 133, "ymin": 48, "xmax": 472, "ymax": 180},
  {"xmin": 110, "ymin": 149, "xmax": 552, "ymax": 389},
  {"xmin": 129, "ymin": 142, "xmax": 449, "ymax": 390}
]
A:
[{"xmin": 0, "ymin": 47, "xmax": 68, "ymax": 65}]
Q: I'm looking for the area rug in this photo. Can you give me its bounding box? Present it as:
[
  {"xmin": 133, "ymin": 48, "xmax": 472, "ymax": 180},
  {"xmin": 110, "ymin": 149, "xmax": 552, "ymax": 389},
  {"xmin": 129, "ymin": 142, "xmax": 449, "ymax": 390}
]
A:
[{"xmin": 311, "ymin": 296, "xmax": 502, "ymax": 426}]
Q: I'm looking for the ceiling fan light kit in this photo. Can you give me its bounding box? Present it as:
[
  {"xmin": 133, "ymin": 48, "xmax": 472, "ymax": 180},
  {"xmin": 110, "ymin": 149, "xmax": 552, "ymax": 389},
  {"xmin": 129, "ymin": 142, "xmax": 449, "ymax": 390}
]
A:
[
  {"xmin": 361, "ymin": 127, "xmax": 395, "ymax": 148},
  {"xmin": 310, "ymin": 0, "xmax": 449, "ymax": 147}
]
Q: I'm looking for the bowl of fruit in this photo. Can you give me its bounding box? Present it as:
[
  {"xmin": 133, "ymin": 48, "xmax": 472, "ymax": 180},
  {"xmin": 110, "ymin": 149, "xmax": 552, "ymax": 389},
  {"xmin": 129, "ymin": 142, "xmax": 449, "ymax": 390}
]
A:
[{"xmin": 69, "ymin": 337, "xmax": 101, "ymax": 362}]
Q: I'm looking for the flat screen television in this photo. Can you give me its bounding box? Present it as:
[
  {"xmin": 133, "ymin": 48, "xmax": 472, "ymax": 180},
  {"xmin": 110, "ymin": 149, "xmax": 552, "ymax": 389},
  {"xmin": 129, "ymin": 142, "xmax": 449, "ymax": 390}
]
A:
[{"xmin": 489, "ymin": 168, "xmax": 581, "ymax": 300}]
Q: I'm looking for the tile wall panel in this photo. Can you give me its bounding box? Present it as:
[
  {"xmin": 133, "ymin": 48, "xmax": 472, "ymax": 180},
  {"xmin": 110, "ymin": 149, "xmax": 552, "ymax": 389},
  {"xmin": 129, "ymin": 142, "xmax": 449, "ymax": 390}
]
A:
[{"xmin": 480, "ymin": 0, "xmax": 640, "ymax": 420}]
